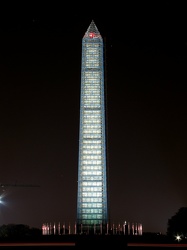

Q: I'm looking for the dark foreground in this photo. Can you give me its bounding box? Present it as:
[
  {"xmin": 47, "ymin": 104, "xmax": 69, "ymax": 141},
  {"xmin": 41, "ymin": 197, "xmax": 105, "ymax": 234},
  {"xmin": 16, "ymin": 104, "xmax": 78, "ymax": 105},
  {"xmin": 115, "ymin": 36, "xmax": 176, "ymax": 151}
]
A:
[{"xmin": 0, "ymin": 234, "xmax": 186, "ymax": 249}]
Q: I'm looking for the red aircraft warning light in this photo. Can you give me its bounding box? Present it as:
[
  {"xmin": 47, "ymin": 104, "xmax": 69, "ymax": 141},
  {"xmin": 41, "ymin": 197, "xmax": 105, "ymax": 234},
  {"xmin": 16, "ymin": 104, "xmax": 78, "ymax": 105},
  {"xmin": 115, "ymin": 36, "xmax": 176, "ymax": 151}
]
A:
[{"xmin": 89, "ymin": 32, "xmax": 95, "ymax": 38}]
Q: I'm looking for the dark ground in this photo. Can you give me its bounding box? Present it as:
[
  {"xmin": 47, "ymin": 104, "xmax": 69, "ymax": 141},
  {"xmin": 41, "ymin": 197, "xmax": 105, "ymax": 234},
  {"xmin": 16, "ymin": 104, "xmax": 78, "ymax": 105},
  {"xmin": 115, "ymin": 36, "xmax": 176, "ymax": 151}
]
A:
[{"xmin": 0, "ymin": 234, "xmax": 186, "ymax": 249}]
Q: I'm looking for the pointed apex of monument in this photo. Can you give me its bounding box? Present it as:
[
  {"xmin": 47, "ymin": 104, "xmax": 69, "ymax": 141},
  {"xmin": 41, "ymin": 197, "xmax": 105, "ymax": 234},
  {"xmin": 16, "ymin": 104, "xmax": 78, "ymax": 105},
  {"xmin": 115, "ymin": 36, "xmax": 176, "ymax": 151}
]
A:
[
  {"xmin": 87, "ymin": 20, "xmax": 99, "ymax": 34},
  {"xmin": 83, "ymin": 20, "xmax": 102, "ymax": 39}
]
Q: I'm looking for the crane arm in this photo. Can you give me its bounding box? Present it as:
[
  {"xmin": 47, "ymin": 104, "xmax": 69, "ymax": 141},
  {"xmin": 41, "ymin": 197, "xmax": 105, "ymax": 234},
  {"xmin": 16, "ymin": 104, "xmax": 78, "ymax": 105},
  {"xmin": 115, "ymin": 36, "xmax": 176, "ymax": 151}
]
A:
[{"xmin": 0, "ymin": 184, "xmax": 40, "ymax": 187}]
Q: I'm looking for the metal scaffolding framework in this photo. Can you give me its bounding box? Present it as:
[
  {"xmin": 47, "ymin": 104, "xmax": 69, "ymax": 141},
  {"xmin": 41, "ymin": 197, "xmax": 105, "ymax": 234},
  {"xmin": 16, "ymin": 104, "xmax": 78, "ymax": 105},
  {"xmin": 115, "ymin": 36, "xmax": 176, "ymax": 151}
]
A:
[{"xmin": 76, "ymin": 20, "xmax": 108, "ymax": 233}]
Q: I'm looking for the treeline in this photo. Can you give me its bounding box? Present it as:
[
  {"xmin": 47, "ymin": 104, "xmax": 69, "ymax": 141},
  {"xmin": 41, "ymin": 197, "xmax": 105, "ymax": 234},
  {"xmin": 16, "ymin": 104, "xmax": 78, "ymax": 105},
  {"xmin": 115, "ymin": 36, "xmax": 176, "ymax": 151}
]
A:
[
  {"xmin": 0, "ymin": 224, "xmax": 41, "ymax": 239},
  {"xmin": 0, "ymin": 207, "xmax": 187, "ymax": 240}
]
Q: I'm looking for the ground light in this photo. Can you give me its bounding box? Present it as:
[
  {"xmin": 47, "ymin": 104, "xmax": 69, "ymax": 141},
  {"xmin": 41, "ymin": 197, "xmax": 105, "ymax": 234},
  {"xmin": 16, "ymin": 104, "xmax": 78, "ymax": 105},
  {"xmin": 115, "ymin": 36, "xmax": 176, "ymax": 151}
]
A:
[{"xmin": 175, "ymin": 234, "xmax": 182, "ymax": 242}]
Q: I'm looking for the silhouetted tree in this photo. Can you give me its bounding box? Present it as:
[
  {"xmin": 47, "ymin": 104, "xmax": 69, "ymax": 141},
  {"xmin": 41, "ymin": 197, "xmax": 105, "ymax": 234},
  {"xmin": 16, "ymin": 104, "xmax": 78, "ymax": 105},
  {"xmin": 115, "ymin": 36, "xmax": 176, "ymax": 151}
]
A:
[
  {"xmin": 167, "ymin": 207, "xmax": 187, "ymax": 238},
  {"xmin": 0, "ymin": 224, "xmax": 41, "ymax": 238}
]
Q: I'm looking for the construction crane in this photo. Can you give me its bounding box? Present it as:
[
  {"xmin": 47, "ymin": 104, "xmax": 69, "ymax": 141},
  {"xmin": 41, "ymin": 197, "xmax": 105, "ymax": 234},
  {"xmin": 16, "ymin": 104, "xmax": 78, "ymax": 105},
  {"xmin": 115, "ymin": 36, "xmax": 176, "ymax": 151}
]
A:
[
  {"xmin": 0, "ymin": 183, "xmax": 40, "ymax": 190},
  {"xmin": 0, "ymin": 183, "xmax": 40, "ymax": 204}
]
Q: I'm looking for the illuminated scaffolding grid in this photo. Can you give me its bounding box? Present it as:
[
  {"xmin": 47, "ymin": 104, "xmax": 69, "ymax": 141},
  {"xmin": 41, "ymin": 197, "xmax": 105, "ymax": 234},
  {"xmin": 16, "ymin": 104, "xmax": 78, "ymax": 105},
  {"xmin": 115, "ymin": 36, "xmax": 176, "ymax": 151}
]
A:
[{"xmin": 77, "ymin": 20, "xmax": 108, "ymax": 233}]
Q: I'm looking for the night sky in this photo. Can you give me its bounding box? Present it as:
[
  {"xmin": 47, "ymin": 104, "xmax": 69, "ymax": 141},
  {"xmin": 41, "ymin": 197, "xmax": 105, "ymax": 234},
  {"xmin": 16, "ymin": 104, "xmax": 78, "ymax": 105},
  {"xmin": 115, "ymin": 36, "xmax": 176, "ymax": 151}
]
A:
[{"xmin": 0, "ymin": 2, "xmax": 187, "ymax": 234}]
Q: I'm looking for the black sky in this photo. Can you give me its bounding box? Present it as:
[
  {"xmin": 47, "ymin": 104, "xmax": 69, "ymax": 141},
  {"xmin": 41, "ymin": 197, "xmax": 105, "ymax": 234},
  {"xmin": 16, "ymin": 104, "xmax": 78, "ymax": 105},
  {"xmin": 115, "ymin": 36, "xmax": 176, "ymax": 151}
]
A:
[{"xmin": 0, "ymin": 2, "xmax": 187, "ymax": 234}]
